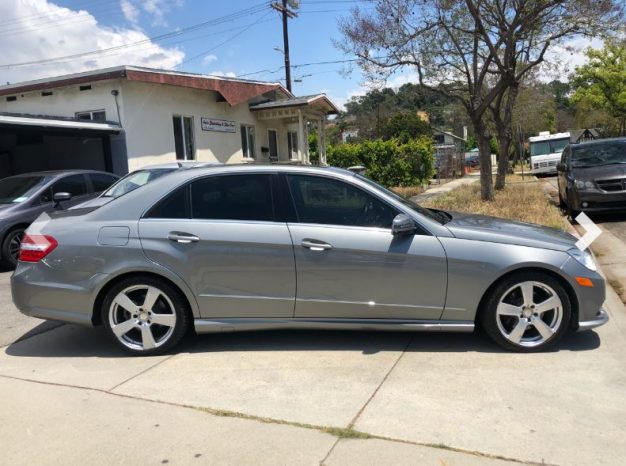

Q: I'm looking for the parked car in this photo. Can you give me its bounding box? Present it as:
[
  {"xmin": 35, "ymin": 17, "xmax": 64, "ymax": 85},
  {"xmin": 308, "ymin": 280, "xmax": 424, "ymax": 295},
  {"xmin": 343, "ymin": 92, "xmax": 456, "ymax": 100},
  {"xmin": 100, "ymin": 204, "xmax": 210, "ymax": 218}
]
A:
[
  {"xmin": 557, "ymin": 138, "xmax": 626, "ymax": 218},
  {"xmin": 465, "ymin": 155, "xmax": 480, "ymax": 168},
  {"xmin": 12, "ymin": 165, "xmax": 607, "ymax": 355},
  {"xmin": 75, "ymin": 161, "xmax": 217, "ymax": 209},
  {"xmin": 0, "ymin": 170, "xmax": 119, "ymax": 268}
]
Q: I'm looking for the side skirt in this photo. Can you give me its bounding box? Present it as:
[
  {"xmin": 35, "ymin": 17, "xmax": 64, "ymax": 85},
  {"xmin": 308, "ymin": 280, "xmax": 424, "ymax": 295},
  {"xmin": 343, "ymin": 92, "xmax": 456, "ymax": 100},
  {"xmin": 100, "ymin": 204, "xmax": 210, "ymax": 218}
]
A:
[{"xmin": 194, "ymin": 318, "xmax": 474, "ymax": 334}]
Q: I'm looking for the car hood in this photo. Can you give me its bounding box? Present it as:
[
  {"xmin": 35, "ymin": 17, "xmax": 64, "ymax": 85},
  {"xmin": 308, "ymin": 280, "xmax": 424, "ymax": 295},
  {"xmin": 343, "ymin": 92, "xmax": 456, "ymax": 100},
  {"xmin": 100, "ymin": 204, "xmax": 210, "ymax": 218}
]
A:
[
  {"xmin": 70, "ymin": 196, "xmax": 113, "ymax": 209},
  {"xmin": 572, "ymin": 163, "xmax": 626, "ymax": 181},
  {"xmin": 444, "ymin": 211, "xmax": 577, "ymax": 251}
]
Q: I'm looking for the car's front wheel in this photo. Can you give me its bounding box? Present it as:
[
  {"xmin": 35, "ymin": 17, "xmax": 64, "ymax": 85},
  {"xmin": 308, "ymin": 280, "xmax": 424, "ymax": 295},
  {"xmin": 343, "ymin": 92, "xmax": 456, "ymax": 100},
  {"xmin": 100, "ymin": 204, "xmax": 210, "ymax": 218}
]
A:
[
  {"xmin": 102, "ymin": 276, "xmax": 190, "ymax": 355},
  {"xmin": 1, "ymin": 227, "xmax": 25, "ymax": 269},
  {"xmin": 481, "ymin": 272, "xmax": 571, "ymax": 352}
]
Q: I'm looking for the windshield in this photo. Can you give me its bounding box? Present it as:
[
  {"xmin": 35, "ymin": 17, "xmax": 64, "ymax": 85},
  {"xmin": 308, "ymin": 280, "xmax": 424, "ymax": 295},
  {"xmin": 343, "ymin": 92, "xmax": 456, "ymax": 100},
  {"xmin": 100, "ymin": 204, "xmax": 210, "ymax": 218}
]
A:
[
  {"xmin": 530, "ymin": 138, "xmax": 570, "ymax": 157},
  {"xmin": 355, "ymin": 174, "xmax": 447, "ymax": 224},
  {"xmin": 103, "ymin": 169, "xmax": 175, "ymax": 198},
  {"xmin": 0, "ymin": 175, "xmax": 46, "ymax": 204},
  {"xmin": 571, "ymin": 141, "xmax": 626, "ymax": 168}
]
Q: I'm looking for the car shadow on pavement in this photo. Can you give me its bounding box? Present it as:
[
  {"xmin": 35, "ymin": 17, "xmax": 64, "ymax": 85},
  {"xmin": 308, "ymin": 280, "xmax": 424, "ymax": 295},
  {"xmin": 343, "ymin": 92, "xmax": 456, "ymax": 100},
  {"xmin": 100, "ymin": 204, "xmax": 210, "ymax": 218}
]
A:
[
  {"xmin": 4, "ymin": 324, "xmax": 601, "ymax": 358},
  {"xmin": 179, "ymin": 328, "xmax": 602, "ymax": 355}
]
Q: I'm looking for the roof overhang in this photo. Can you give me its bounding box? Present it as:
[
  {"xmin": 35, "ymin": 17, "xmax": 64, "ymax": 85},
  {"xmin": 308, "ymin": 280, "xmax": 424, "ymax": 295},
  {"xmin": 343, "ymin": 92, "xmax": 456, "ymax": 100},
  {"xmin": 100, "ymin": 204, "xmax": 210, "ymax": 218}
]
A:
[
  {"xmin": 249, "ymin": 94, "xmax": 339, "ymax": 115},
  {"xmin": 0, "ymin": 113, "xmax": 122, "ymax": 134},
  {"xmin": 0, "ymin": 66, "xmax": 292, "ymax": 107}
]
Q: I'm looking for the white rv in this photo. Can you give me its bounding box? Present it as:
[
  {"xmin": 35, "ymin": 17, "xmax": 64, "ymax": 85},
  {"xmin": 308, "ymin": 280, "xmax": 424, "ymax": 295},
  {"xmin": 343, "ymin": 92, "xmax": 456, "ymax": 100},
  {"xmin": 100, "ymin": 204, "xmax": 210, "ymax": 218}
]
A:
[{"xmin": 529, "ymin": 131, "xmax": 570, "ymax": 175}]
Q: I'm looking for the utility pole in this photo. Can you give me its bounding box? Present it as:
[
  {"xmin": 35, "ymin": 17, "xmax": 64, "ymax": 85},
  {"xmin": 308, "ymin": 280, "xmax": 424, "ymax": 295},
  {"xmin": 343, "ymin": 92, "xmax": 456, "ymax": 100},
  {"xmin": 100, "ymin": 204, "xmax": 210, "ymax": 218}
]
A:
[{"xmin": 271, "ymin": 1, "xmax": 298, "ymax": 93}]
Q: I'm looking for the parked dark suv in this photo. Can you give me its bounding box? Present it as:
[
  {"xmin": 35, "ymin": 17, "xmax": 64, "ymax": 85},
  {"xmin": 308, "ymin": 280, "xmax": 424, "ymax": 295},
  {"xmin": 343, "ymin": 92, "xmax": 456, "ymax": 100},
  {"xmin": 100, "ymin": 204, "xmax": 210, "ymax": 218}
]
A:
[
  {"xmin": 557, "ymin": 138, "xmax": 626, "ymax": 218},
  {"xmin": 0, "ymin": 170, "xmax": 119, "ymax": 268}
]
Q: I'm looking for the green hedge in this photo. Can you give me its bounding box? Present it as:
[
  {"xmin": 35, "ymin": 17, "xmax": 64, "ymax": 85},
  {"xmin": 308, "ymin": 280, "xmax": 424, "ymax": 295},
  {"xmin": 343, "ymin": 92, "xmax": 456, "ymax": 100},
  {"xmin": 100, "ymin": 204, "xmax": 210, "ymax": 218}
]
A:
[{"xmin": 327, "ymin": 137, "xmax": 435, "ymax": 187}]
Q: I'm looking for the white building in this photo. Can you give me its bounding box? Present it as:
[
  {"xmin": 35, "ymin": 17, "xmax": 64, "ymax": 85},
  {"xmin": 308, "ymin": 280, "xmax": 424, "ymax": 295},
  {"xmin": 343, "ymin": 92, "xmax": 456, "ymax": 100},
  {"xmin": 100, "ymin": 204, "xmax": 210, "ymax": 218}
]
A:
[{"xmin": 0, "ymin": 66, "xmax": 338, "ymax": 177}]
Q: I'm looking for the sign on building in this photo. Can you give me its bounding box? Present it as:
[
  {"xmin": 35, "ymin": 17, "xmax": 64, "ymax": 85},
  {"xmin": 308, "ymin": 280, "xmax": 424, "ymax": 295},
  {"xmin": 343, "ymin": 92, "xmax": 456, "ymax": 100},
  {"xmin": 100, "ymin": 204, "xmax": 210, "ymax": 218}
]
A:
[{"xmin": 201, "ymin": 117, "xmax": 236, "ymax": 133}]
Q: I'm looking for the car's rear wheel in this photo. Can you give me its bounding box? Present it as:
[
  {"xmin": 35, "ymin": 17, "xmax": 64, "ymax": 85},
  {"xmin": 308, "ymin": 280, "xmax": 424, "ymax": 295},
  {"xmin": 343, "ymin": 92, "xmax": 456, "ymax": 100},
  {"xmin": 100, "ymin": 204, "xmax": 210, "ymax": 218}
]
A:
[
  {"xmin": 102, "ymin": 276, "xmax": 190, "ymax": 355},
  {"xmin": 1, "ymin": 227, "xmax": 25, "ymax": 269},
  {"xmin": 481, "ymin": 272, "xmax": 571, "ymax": 352}
]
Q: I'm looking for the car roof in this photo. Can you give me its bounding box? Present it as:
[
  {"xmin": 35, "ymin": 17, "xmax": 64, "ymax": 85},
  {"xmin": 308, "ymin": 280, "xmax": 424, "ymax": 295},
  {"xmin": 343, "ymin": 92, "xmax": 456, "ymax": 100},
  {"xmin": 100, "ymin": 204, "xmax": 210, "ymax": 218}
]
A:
[
  {"xmin": 8, "ymin": 169, "xmax": 117, "ymax": 178},
  {"xmin": 571, "ymin": 137, "xmax": 626, "ymax": 148},
  {"xmin": 132, "ymin": 161, "xmax": 222, "ymax": 171}
]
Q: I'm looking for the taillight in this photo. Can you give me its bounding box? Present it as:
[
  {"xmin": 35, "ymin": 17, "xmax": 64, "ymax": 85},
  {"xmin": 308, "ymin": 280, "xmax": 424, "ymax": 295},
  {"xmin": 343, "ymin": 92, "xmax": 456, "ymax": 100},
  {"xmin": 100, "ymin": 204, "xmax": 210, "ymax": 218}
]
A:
[{"xmin": 19, "ymin": 234, "xmax": 58, "ymax": 262}]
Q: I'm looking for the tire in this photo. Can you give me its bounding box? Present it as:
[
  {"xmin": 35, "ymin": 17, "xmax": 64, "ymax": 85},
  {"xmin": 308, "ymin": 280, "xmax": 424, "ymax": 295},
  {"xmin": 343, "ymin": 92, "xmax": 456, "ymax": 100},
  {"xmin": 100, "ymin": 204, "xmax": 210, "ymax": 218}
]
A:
[
  {"xmin": 565, "ymin": 190, "xmax": 580, "ymax": 223},
  {"xmin": 480, "ymin": 271, "xmax": 571, "ymax": 352},
  {"xmin": 101, "ymin": 276, "xmax": 190, "ymax": 356},
  {"xmin": 1, "ymin": 227, "xmax": 25, "ymax": 269}
]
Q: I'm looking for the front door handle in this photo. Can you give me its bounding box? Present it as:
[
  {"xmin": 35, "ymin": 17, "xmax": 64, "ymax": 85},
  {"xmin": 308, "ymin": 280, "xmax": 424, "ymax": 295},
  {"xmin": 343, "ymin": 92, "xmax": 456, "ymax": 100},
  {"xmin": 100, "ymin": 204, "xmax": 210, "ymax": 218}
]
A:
[
  {"xmin": 168, "ymin": 231, "xmax": 199, "ymax": 244},
  {"xmin": 301, "ymin": 239, "xmax": 332, "ymax": 251}
]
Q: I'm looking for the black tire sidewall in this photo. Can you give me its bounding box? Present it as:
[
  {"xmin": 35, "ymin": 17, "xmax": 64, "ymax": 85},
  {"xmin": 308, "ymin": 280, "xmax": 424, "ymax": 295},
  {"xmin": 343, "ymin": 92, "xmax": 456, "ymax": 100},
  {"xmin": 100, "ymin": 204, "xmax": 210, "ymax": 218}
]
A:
[
  {"xmin": 480, "ymin": 272, "xmax": 571, "ymax": 352},
  {"xmin": 101, "ymin": 276, "xmax": 190, "ymax": 356},
  {"xmin": 1, "ymin": 228, "xmax": 24, "ymax": 268}
]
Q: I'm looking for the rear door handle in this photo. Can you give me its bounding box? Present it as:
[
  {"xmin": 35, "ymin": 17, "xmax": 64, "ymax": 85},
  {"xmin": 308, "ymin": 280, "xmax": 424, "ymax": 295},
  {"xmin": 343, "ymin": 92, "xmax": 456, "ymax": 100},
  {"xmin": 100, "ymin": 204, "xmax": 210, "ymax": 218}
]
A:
[
  {"xmin": 301, "ymin": 239, "xmax": 332, "ymax": 251},
  {"xmin": 168, "ymin": 231, "xmax": 199, "ymax": 244}
]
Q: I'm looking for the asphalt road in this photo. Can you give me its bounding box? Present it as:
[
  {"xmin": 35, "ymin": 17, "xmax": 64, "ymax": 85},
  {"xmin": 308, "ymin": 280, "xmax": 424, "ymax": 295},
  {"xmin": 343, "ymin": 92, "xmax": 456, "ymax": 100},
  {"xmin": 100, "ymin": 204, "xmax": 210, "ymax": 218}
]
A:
[{"xmin": 544, "ymin": 176, "xmax": 626, "ymax": 242}]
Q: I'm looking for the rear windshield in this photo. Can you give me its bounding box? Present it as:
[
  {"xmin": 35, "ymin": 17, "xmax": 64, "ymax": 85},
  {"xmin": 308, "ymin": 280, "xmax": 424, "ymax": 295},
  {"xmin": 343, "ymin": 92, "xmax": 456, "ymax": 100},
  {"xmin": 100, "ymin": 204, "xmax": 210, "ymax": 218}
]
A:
[
  {"xmin": 571, "ymin": 140, "xmax": 626, "ymax": 168},
  {"xmin": 103, "ymin": 169, "xmax": 175, "ymax": 198},
  {"xmin": 0, "ymin": 175, "xmax": 46, "ymax": 204}
]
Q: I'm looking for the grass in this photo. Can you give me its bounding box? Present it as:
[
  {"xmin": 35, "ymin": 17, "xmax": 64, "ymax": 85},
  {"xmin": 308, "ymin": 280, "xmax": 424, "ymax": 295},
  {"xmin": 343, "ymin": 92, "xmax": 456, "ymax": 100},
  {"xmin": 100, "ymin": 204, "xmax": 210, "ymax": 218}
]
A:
[
  {"xmin": 608, "ymin": 278, "xmax": 625, "ymax": 300},
  {"xmin": 422, "ymin": 174, "xmax": 570, "ymax": 231},
  {"xmin": 391, "ymin": 185, "xmax": 425, "ymax": 198}
]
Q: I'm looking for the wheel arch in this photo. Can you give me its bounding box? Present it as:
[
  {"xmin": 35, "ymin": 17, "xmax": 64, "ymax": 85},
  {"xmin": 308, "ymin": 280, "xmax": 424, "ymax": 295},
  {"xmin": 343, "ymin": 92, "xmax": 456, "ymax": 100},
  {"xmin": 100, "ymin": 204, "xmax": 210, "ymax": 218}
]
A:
[
  {"xmin": 91, "ymin": 271, "xmax": 197, "ymax": 326},
  {"xmin": 475, "ymin": 266, "xmax": 579, "ymax": 329}
]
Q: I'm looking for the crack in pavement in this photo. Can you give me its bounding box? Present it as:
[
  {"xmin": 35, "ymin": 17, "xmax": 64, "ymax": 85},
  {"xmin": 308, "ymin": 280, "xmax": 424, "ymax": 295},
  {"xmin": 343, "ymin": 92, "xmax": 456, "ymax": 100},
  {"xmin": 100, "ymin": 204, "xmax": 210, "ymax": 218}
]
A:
[{"xmin": 0, "ymin": 373, "xmax": 555, "ymax": 466}]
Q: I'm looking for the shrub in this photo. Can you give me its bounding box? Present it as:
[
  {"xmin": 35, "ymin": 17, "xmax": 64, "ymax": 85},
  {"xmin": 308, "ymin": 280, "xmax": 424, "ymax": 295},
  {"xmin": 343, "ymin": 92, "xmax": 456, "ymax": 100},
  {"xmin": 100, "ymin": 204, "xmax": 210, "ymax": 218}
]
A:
[{"xmin": 327, "ymin": 137, "xmax": 434, "ymax": 187}]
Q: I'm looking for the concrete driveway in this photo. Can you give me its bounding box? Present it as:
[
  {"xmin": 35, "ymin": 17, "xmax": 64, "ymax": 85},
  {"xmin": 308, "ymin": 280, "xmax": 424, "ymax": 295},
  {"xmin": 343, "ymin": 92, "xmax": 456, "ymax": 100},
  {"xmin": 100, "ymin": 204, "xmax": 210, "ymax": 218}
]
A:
[{"xmin": 1, "ymin": 270, "xmax": 626, "ymax": 465}]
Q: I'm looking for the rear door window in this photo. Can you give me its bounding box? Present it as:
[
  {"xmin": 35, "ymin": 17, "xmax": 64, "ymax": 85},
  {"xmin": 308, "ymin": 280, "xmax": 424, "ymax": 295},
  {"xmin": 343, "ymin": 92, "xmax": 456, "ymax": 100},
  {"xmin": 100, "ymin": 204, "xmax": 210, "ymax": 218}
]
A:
[
  {"xmin": 89, "ymin": 173, "xmax": 118, "ymax": 193},
  {"xmin": 190, "ymin": 174, "xmax": 275, "ymax": 221}
]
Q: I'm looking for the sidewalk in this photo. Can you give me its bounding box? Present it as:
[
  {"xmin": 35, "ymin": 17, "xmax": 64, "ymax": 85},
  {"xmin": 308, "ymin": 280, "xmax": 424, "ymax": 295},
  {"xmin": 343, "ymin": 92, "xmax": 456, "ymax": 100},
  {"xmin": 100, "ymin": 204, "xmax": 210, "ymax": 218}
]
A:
[{"xmin": 411, "ymin": 175, "xmax": 479, "ymax": 204}]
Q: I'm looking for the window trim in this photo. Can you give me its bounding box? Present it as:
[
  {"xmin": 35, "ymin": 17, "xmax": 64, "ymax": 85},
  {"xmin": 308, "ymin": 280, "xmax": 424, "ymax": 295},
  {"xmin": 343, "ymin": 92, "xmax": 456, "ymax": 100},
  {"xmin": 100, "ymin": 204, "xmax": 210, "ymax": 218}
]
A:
[
  {"xmin": 75, "ymin": 109, "xmax": 106, "ymax": 121},
  {"xmin": 241, "ymin": 124, "xmax": 256, "ymax": 160},
  {"xmin": 173, "ymin": 114, "xmax": 196, "ymax": 161},
  {"xmin": 283, "ymin": 173, "xmax": 400, "ymax": 230}
]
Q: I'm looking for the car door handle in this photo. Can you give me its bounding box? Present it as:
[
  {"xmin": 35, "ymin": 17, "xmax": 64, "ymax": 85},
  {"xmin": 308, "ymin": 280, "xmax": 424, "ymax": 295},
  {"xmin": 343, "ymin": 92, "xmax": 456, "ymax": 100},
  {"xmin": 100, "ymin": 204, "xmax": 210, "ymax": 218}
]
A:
[
  {"xmin": 168, "ymin": 231, "xmax": 199, "ymax": 244},
  {"xmin": 301, "ymin": 239, "xmax": 332, "ymax": 251}
]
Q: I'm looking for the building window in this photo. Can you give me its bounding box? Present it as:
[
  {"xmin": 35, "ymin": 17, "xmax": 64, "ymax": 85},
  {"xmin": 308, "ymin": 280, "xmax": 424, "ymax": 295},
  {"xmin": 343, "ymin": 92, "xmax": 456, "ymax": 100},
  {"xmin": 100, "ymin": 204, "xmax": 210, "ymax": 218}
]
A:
[
  {"xmin": 76, "ymin": 110, "xmax": 106, "ymax": 121},
  {"xmin": 240, "ymin": 125, "xmax": 255, "ymax": 159},
  {"xmin": 288, "ymin": 131, "xmax": 298, "ymax": 160},
  {"xmin": 173, "ymin": 115, "xmax": 195, "ymax": 160}
]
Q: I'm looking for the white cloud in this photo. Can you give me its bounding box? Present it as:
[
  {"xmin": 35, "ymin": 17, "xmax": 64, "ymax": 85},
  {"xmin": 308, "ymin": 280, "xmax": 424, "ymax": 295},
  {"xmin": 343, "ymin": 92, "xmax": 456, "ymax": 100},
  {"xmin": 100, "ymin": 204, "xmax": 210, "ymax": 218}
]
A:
[
  {"xmin": 0, "ymin": 0, "xmax": 185, "ymax": 84},
  {"xmin": 141, "ymin": 0, "xmax": 182, "ymax": 27},
  {"xmin": 209, "ymin": 70, "xmax": 237, "ymax": 78},
  {"xmin": 541, "ymin": 36, "xmax": 604, "ymax": 80},
  {"xmin": 201, "ymin": 54, "xmax": 218, "ymax": 66},
  {"xmin": 120, "ymin": 0, "xmax": 139, "ymax": 24}
]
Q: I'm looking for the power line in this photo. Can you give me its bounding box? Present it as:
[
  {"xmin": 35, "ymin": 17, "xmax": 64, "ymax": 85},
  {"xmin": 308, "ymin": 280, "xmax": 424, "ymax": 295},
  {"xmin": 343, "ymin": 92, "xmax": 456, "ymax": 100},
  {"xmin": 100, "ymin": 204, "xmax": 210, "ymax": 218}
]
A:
[{"xmin": 0, "ymin": 2, "xmax": 271, "ymax": 70}]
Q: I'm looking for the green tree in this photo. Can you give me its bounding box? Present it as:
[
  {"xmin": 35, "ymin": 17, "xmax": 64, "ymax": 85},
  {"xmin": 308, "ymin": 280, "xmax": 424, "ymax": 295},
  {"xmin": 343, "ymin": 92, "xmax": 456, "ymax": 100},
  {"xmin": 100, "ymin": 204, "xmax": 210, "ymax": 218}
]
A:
[
  {"xmin": 379, "ymin": 111, "xmax": 432, "ymax": 142},
  {"xmin": 571, "ymin": 40, "xmax": 626, "ymax": 135}
]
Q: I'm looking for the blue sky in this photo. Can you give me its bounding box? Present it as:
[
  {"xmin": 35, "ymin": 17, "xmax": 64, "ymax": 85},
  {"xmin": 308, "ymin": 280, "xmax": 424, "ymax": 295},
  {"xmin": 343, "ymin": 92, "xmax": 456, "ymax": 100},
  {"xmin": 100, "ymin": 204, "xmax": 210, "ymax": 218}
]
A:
[
  {"xmin": 0, "ymin": 1, "xmax": 595, "ymax": 108},
  {"xmin": 1, "ymin": 0, "xmax": 378, "ymax": 107}
]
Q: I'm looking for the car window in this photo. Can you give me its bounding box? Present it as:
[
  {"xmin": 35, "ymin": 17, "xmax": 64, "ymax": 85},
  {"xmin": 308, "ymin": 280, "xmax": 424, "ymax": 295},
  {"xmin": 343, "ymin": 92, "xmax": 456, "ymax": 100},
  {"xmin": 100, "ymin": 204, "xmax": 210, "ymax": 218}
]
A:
[
  {"xmin": 104, "ymin": 169, "xmax": 175, "ymax": 198},
  {"xmin": 145, "ymin": 185, "xmax": 190, "ymax": 219},
  {"xmin": 89, "ymin": 173, "xmax": 118, "ymax": 192},
  {"xmin": 0, "ymin": 175, "xmax": 47, "ymax": 204},
  {"xmin": 191, "ymin": 174, "xmax": 274, "ymax": 221},
  {"xmin": 286, "ymin": 174, "xmax": 397, "ymax": 228},
  {"xmin": 571, "ymin": 140, "xmax": 626, "ymax": 168},
  {"xmin": 52, "ymin": 174, "xmax": 88, "ymax": 196}
]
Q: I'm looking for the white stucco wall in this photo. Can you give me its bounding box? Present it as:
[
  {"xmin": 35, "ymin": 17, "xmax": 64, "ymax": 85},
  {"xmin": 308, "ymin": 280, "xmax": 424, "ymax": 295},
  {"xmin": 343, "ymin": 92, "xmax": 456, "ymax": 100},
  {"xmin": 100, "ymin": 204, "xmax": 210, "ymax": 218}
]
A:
[
  {"xmin": 1, "ymin": 77, "xmax": 296, "ymax": 173},
  {"xmin": 119, "ymin": 81, "xmax": 292, "ymax": 170}
]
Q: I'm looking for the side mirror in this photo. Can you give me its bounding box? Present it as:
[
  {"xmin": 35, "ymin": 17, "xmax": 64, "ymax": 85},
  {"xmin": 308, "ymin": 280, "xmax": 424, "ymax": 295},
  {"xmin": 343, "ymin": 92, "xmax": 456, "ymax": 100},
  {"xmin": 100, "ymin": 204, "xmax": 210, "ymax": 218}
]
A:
[
  {"xmin": 391, "ymin": 213, "xmax": 416, "ymax": 236},
  {"xmin": 53, "ymin": 192, "xmax": 72, "ymax": 209}
]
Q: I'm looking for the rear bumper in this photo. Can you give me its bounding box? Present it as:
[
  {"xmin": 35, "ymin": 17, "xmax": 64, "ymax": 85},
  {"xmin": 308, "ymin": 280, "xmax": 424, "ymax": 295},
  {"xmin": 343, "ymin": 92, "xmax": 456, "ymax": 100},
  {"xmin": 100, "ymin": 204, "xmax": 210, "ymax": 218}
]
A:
[
  {"xmin": 11, "ymin": 263, "xmax": 107, "ymax": 326},
  {"xmin": 577, "ymin": 308, "xmax": 609, "ymax": 331}
]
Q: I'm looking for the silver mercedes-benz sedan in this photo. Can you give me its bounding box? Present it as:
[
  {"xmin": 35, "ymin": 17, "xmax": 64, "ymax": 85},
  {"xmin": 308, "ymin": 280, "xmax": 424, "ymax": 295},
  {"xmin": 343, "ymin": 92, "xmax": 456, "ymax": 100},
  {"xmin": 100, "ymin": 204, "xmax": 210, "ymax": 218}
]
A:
[{"xmin": 11, "ymin": 165, "xmax": 608, "ymax": 355}]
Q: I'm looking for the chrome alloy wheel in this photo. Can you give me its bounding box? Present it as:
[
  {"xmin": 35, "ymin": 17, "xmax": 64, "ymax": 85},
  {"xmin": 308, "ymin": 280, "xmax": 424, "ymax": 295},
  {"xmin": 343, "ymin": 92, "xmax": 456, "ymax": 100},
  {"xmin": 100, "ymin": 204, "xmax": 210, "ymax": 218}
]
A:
[
  {"xmin": 8, "ymin": 231, "xmax": 23, "ymax": 261},
  {"xmin": 108, "ymin": 285, "xmax": 177, "ymax": 351},
  {"xmin": 495, "ymin": 281, "xmax": 563, "ymax": 348}
]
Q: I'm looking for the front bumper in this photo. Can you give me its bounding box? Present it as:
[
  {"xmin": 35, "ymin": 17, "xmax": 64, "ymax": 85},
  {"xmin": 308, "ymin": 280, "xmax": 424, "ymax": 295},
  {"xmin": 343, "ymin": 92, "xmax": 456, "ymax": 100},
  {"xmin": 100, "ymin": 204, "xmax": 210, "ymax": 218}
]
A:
[
  {"xmin": 573, "ymin": 190, "xmax": 626, "ymax": 212},
  {"xmin": 577, "ymin": 308, "xmax": 609, "ymax": 331}
]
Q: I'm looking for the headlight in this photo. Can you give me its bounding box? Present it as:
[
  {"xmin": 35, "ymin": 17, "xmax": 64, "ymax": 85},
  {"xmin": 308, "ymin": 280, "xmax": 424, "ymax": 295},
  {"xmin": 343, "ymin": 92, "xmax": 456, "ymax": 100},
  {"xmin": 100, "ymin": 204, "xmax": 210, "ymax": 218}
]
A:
[
  {"xmin": 575, "ymin": 180, "xmax": 595, "ymax": 190},
  {"xmin": 568, "ymin": 248, "xmax": 597, "ymax": 271}
]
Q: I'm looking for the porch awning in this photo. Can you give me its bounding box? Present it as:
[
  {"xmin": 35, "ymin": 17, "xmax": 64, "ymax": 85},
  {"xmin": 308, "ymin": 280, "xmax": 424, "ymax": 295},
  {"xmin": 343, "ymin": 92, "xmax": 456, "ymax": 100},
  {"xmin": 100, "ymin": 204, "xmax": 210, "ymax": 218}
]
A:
[
  {"xmin": 249, "ymin": 94, "xmax": 338, "ymax": 115},
  {"xmin": 0, "ymin": 113, "xmax": 122, "ymax": 134}
]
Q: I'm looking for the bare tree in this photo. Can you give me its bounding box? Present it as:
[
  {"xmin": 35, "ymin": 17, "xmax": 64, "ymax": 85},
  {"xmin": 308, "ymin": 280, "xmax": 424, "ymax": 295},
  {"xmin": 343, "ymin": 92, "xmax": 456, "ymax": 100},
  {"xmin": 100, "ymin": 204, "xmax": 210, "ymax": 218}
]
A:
[{"xmin": 339, "ymin": 0, "xmax": 623, "ymax": 200}]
